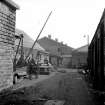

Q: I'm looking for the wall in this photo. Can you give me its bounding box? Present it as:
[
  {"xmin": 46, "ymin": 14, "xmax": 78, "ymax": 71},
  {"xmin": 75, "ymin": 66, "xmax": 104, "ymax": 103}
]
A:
[
  {"xmin": 88, "ymin": 10, "xmax": 105, "ymax": 90},
  {"xmin": 0, "ymin": 1, "xmax": 16, "ymax": 90},
  {"xmin": 49, "ymin": 55, "xmax": 62, "ymax": 67},
  {"xmin": 62, "ymin": 57, "xmax": 72, "ymax": 68},
  {"xmin": 71, "ymin": 52, "xmax": 88, "ymax": 68},
  {"xmin": 50, "ymin": 56, "xmax": 58, "ymax": 66}
]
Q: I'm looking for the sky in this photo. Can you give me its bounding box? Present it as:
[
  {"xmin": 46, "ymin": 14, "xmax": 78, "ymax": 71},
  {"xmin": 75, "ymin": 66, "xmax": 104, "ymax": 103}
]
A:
[{"xmin": 13, "ymin": 0, "xmax": 105, "ymax": 48}]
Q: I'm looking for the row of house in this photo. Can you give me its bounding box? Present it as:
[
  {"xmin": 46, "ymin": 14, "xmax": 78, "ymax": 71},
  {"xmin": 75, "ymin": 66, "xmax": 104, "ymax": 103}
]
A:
[
  {"xmin": 38, "ymin": 35, "xmax": 88, "ymax": 68},
  {"xmin": 38, "ymin": 35, "xmax": 73, "ymax": 67},
  {"xmin": 14, "ymin": 30, "xmax": 73, "ymax": 68},
  {"xmin": 15, "ymin": 29, "xmax": 88, "ymax": 68}
]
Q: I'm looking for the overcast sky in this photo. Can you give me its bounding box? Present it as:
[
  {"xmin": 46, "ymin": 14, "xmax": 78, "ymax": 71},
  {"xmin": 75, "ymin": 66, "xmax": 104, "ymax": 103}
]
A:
[{"xmin": 13, "ymin": 0, "xmax": 105, "ymax": 48}]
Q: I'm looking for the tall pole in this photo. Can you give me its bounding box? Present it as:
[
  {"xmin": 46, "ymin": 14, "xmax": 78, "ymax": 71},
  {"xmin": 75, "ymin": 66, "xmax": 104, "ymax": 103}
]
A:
[
  {"xmin": 87, "ymin": 35, "xmax": 89, "ymax": 47},
  {"xmin": 84, "ymin": 35, "xmax": 89, "ymax": 47},
  {"xmin": 25, "ymin": 11, "xmax": 52, "ymax": 61},
  {"xmin": 84, "ymin": 34, "xmax": 89, "ymax": 72}
]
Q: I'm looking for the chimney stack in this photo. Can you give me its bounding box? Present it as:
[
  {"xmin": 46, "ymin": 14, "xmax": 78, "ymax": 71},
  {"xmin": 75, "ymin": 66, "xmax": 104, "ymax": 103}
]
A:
[
  {"xmin": 55, "ymin": 38, "xmax": 58, "ymax": 42},
  {"xmin": 65, "ymin": 43, "xmax": 67, "ymax": 46},
  {"xmin": 48, "ymin": 35, "xmax": 51, "ymax": 39},
  {"xmin": 61, "ymin": 41, "xmax": 63, "ymax": 45}
]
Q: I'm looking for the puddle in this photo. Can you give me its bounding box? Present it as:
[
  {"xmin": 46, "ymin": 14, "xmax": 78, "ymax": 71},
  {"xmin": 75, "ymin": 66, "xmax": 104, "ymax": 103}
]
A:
[
  {"xmin": 75, "ymin": 77, "xmax": 82, "ymax": 80},
  {"xmin": 44, "ymin": 100, "xmax": 65, "ymax": 105}
]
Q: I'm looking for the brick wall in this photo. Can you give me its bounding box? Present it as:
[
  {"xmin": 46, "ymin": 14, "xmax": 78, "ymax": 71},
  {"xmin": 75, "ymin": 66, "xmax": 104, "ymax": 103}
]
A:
[
  {"xmin": 0, "ymin": 1, "xmax": 16, "ymax": 90},
  {"xmin": 71, "ymin": 52, "xmax": 88, "ymax": 68},
  {"xmin": 62, "ymin": 57, "xmax": 72, "ymax": 68}
]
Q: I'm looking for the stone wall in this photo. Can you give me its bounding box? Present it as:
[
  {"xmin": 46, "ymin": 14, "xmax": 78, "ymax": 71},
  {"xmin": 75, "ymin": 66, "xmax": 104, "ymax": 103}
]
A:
[{"xmin": 0, "ymin": 1, "xmax": 16, "ymax": 90}]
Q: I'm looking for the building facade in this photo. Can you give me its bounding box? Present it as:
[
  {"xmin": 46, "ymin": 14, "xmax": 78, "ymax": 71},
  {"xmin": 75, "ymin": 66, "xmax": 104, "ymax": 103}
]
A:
[
  {"xmin": 38, "ymin": 35, "xmax": 73, "ymax": 67},
  {"xmin": 71, "ymin": 45, "xmax": 88, "ymax": 68},
  {"xmin": 0, "ymin": 0, "xmax": 19, "ymax": 90}
]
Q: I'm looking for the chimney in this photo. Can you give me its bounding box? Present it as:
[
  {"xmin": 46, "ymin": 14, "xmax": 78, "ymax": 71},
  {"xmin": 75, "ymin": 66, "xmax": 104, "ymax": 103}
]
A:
[
  {"xmin": 65, "ymin": 43, "xmax": 67, "ymax": 46},
  {"xmin": 55, "ymin": 38, "xmax": 58, "ymax": 42},
  {"xmin": 61, "ymin": 41, "xmax": 63, "ymax": 45},
  {"xmin": 48, "ymin": 35, "xmax": 51, "ymax": 39}
]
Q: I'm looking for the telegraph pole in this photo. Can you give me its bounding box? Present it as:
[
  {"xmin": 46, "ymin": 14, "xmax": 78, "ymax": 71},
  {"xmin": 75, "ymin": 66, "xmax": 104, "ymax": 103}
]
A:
[
  {"xmin": 84, "ymin": 35, "xmax": 89, "ymax": 47},
  {"xmin": 25, "ymin": 11, "xmax": 52, "ymax": 61},
  {"xmin": 87, "ymin": 35, "xmax": 89, "ymax": 47}
]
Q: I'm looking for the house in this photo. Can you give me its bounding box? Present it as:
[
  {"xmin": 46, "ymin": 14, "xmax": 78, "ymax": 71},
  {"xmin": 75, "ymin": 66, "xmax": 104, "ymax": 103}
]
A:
[
  {"xmin": 15, "ymin": 29, "xmax": 49, "ymax": 66},
  {"xmin": 71, "ymin": 45, "xmax": 88, "ymax": 68},
  {"xmin": 38, "ymin": 35, "xmax": 73, "ymax": 67}
]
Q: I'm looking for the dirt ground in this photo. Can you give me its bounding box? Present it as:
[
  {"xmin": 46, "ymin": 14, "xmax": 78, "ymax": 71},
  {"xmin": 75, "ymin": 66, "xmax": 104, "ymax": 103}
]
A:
[{"xmin": 0, "ymin": 69, "xmax": 103, "ymax": 105}]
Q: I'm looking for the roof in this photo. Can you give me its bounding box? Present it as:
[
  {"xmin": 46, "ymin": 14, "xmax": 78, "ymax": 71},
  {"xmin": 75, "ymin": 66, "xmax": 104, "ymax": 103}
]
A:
[
  {"xmin": 38, "ymin": 36, "xmax": 74, "ymax": 56},
  {"xmin": 15, "ymin": 29, "xmax": 45, "ymax": 51},
  {"xmin": 73, "ymin": 45, "xmax": 88, "ymax": 53},
  {"xmin": 4, "ymin": 0, "xmax": 19, "ymax": 9}
]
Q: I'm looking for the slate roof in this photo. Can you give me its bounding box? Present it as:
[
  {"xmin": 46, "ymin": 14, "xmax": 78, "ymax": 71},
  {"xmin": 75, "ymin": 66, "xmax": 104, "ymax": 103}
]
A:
[
  {"xmin": 38, "ymin": 36, "xmax": 74, "ymax": 56},
  {"xmin": 73, "ymin": 45, "xmax": 88, "ymax": 53},
  {"xmin": 15, "ymin": 29, "xmax": 45, "ymax": 51}
]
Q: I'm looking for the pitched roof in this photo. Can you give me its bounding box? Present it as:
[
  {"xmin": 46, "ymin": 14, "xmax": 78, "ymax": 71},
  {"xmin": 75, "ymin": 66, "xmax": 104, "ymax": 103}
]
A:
[
  {"xmin": 74, "ymin": 45, "xmax": 88, "ymax": 53},
  {"xmin": 4, "ymin": 0, "xmax": 19, "ymax": 9},
  {"xmin": 15, "ymin": 29, "xmax": 45, "ymax": 51},
  {"xmin": 38, "ymin": 36, "xmax": 74, "ymax": 56}
]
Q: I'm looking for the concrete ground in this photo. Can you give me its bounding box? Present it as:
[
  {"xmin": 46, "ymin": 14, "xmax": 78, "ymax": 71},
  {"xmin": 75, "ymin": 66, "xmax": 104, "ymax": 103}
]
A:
[{"xmin": 0, "ymin": 68, "xmax": 102, "ymax": 105}]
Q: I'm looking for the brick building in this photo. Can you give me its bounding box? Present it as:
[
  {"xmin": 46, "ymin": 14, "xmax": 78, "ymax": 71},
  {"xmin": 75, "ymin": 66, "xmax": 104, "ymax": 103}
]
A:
[
  {"xmin": 38, "ymin": 35, "xmax": 73, "ymax": 67},
  {"xmin": 0, "ymin": 0, "xmax": 19, "ymax": 90},
  {"xmin": 71, "ymin": 45, "xmax": 88, "ymax": 68}
]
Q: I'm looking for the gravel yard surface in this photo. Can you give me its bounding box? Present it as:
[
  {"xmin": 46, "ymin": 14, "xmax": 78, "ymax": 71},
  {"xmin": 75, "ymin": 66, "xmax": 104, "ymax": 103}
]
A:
[{"xmin": 0, "ymin": 69, "xmax": 102, "ymax": 105}]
